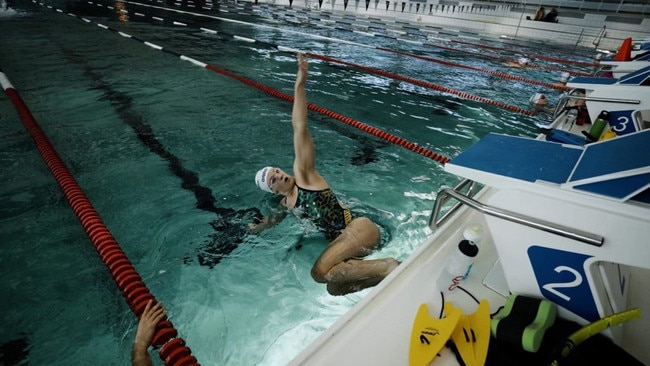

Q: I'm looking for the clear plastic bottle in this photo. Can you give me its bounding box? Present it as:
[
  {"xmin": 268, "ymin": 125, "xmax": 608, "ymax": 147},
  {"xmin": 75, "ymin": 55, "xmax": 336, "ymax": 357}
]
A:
[{"xmin": 437, "ymin": 225, "xmax": 482, "ymax": 293}]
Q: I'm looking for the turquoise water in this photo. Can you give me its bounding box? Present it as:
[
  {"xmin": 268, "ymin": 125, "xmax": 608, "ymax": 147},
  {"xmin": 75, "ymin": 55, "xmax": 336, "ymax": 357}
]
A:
[{"xmin": 0, "ymin": 1, "xmax": 598, "ymax": 364}]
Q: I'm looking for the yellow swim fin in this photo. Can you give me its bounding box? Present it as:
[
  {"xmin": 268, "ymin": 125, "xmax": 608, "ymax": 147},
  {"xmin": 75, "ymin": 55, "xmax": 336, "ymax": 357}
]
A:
[
  {"xmin": 447, "ymin": 300, "xmax": 491, "ymax": 366},
  {"xmin": 409, "ymin": 302, "xmax": 462, "ymax": 366}
]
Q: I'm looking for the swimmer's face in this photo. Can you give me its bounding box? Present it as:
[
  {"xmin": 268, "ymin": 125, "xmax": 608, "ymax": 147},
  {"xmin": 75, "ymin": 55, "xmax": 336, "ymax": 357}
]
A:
[{"xmin": 267, "ymin": 168, "xmax": 294, "ymax": 194}]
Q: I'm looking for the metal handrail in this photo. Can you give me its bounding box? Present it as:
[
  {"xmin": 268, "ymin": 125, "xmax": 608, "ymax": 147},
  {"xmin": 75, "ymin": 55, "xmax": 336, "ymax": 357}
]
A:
[
  {"xmin": 575, "ymin": 96, "xmax": 640, "ymax": 104},
  {"xmin": 552, "ymin": 93, "xmax": 641, "ymax": 118},
  {"xmin": 429, "ymin": 179, "xmax": 478, "ymax": 228},
  {"xmin": 429, "ymin": 184, "xmax": 604, "ymax": 247},
  {"xmin": 592, "ymin": 25, "xmax": 606, "ymax": 47},
  {"xmin": 575, "ymin": 28, "xmax": 584, "ymax": 49},
  {"xmin": 560, "ymin": 94, "xmax": 641, "ymax": 106}
]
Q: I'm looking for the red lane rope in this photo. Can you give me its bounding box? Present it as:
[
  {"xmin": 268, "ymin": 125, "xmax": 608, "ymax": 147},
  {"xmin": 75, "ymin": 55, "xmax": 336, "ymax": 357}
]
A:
[
  {"xmin": 420, "ymin": 41, "xmax": 593, "ymax": 77},
  {"xmin": 451, "ymin": 39, "xmax": 599, "ymax": 67},
  {"xmin": 0, "ymin": 71, "xmax": 199, "ymax": 366},
  {"xmin": 499, "ymin": 40, "xmax": 596, "ymax": 61},
  {"xmin": 38, "ymin": 2, "xmax": 452, "ymax": 165},
  {"xmin": 378, "ymin": 47, "xmax": 571, "ymax": 92},
  {"xmin": 204, "ymin": 65, "xmax": 451, "ymax": 164},
  {"xmin": 307, "ymin": 52, "xmax": 536, "ymax": 117}
]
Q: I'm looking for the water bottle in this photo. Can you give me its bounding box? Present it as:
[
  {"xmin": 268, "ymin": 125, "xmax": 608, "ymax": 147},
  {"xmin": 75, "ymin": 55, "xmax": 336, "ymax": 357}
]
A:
[
  {"xmin": 437, "ymin": 225, "xmax": 481, "ymax": 293},
  {"xmin": 583, "ymin": 110, "xmax": 609, "ymax": 142}
]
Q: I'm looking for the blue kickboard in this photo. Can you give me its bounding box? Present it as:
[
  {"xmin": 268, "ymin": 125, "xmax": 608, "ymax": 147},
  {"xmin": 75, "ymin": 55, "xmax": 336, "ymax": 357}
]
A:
[{"xmin": 544, "ymin": 129, "xmax": 586, "ymax": 146}]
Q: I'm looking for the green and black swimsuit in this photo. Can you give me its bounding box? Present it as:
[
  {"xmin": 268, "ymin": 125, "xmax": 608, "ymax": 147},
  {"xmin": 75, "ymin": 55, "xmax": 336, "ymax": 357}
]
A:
[{"xmin": 293, "ymin": 185, "xmax": 353, "ymax": 241}]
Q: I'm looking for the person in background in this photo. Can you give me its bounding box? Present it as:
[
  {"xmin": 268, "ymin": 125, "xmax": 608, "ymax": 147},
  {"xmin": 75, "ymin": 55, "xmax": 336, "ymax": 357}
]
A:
[
  {"xmin": 543, "ymin": 8, "xmax": 559, "ymax": 23},
  {"xmin": 251, "ymin": 54, "xmax": 400, "ymax": 296},
  {"xmin": 553, "ymin": 72, "xmax": 571, "ymax": 88},
  {"xmin": 567, "ymin": 88, "xmax": 591, "ymax": 125},
  {"xmin": 530, "ymin": 93, "xmax": 554, "ymax": 114},
  {"xmin": 132, "ymin": 300, "xmax": 167, "ymax": 366},
  {"xmin": 526, "ymin": 6, "xmax": 544, "ymax": 20}
]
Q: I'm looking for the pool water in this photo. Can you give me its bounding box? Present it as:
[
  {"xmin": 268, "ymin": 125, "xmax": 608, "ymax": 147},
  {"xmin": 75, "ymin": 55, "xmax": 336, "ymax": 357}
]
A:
[{"xmin": 0, "ymin": 1, "xmax": 599, "ymax": 364}]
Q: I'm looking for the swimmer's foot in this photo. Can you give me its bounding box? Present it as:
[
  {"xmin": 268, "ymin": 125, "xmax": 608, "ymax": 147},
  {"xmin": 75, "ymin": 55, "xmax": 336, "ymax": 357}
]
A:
[{"xmin": 384, "ymin": 258, "xmax": 400, "ymax": 276}]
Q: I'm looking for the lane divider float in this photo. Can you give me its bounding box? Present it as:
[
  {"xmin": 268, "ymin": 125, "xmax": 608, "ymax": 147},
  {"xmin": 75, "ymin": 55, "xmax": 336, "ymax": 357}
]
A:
[
  {"xmin": 310, "ymin": 53, "xmax": 538, "ymax": 116},
  {"xmin": 451, "ymin": 39, "xmax": 599, "ymax": 67},
  {"xmin": 496, "ymin": 38, "xmax": 598, "ymax": 60},
  {"xmin": 0, "ymin": 69, "xmax": 200, "ymax": 366}
]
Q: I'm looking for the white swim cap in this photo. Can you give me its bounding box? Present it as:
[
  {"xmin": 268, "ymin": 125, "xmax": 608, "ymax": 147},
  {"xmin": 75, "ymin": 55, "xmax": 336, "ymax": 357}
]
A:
[
  {"xmin": 529, "ymin": 93, "xmax": 547, "ymax": 105},
  {"xmin": 518, "ymin": 57, "xmax": 530, "ymax": 66},
  {"xmin": 559, "ymin": 72, "xmax": 571, "ymax": 83},
  {"xmin": 255, "ymin": 166, "xmax": 273, "ymax": 193}
]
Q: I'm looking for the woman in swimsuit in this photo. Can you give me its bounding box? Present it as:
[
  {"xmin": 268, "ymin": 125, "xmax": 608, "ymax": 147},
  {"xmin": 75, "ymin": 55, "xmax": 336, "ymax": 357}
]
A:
[{"xmin": 250, "ymin": 53, "xmax": 400, "ymax": 296}]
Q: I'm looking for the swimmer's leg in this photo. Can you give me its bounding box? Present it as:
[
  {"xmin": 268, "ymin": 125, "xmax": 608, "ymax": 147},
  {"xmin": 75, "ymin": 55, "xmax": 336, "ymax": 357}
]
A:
[
  {"xmin": 324, "ymin": 258, "xmax": 400, "ymax": 295},
  {"xmin": 311, "ymin": 217, "xmax": 399, "ymax": 294},
  {"xmin": 326, "ymin": 276, "xmax": 386, "ymax": 296},
  {"xmin": 311, "ymin": 216, "xmax": 380, "ymax": 282}
]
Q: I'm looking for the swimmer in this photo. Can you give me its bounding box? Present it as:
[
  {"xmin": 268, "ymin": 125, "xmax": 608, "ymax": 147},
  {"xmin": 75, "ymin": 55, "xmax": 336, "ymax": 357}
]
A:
[
  {"xmin": 530, "ymin": 93, "xmax": 555, "ymax": 114},
  {"xmin": 505, "ymin": 57, "xmax": 530, "ymax": 68},
  {"xmin": 553, "ymin": 72, "xmax": 571, "ymax": 88},
  {"xmin": 250, "ymin": 53, "xmax": 400, "ymax": 296}
]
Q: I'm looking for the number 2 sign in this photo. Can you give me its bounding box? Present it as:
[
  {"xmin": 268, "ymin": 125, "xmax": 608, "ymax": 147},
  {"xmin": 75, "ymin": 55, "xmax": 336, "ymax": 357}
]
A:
[{"xmin": 528, "ymin": 246, "xmax": 600, "ymax": 322}]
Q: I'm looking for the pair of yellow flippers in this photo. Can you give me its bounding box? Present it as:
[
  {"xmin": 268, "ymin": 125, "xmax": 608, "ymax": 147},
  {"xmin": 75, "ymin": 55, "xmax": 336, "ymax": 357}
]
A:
[{"xmin": 409, "ymin": 300, "xmax": 490, "ymax": 366}]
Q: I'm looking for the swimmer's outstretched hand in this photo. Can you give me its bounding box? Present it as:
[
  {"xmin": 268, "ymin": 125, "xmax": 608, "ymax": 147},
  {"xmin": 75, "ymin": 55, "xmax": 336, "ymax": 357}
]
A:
[
  {"xmin": 247, "ymin": 216, "xmax": 266, "ymax": 234},
  {"xmin": 248, "ymin": 222, "xmax": 263, "ymax": 234},
  {"xmin": 135, "ymin": 300, "xmax": 166, "ymax": 349},
  {"xmin": 296, "ymin": 53, "xmax": 308, "ymax": 87}
]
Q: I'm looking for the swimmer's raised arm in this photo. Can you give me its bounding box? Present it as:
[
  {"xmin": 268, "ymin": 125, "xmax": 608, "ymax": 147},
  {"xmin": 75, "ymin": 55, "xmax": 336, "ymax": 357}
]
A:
[{"xmin": 292, "ymin": 53, "xmax": 327, "ymax": 191}]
